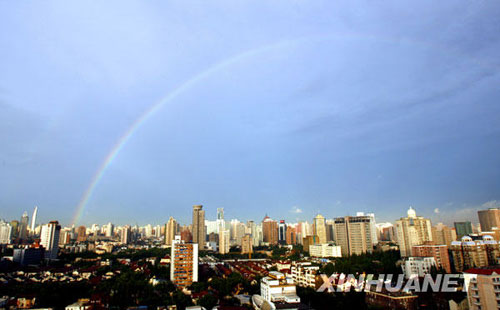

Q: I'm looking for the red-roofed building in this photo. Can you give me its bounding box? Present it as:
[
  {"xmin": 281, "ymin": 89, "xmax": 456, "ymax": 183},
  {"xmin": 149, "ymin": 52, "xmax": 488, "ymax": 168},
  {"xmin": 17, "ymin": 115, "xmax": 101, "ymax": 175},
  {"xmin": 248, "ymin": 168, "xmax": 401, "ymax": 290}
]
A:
[{"xmin": 463, "ymin": 267, "xmax": 500, "ymax": 310}]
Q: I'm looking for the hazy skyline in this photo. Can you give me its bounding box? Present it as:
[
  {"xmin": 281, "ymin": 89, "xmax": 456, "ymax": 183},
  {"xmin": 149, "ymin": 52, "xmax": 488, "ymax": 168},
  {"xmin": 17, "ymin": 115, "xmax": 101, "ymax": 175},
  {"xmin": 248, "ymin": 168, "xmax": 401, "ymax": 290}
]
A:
[{"xmin": 1, "ymin": 1, "xmax": 499, "ymax": 226}]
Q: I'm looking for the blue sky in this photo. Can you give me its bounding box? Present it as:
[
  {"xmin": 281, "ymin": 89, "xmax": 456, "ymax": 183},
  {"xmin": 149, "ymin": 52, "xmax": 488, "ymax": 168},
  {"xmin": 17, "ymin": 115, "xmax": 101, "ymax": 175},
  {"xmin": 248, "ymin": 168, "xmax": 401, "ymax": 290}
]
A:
[{"xmin": 1, "ymin": 1, "xmax": 499, "ymax": 226}]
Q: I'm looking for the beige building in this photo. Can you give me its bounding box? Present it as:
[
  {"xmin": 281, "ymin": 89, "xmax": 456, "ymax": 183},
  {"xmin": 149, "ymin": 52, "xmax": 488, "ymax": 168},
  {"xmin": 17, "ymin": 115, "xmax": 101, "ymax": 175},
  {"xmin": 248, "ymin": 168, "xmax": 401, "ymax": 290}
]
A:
[
  {"xmin": 478, "ymin": 208, "xmax": 500, "ymax": 232},
  {"xmin": 432, "ymin": 223, "xmax": 457, "ymax": 247},
  {"xmin": 165, "ymin": 216, "xmax": 177, "ymax": 245},
  {"xmin": 451, "ymin": 236, "xmax": 500, "ymax": 272},
  {"xmin": 241, "ymin": 233, "xmax": 253, "ymax": 254},
  {"xmin": 192, "ymin": 205, "xmax": 205, "ymax": 247},
  {"xmin": 334, "ymin": 215, "xmax": 374, "ymax": 256},
  {"xmin": 463, "ymin": 267, "xmax": 500, "ymax": 310},
  {"xmin": 395, "ymin": 207, "xmax": 433, "ymax": 257},
  {"xmin": 219, "ymin": 229, "xmax": 230, "ymax": 254},
  {"xmin": 313, "ymin": 214, "xmax": 327, "ymax": 244}
]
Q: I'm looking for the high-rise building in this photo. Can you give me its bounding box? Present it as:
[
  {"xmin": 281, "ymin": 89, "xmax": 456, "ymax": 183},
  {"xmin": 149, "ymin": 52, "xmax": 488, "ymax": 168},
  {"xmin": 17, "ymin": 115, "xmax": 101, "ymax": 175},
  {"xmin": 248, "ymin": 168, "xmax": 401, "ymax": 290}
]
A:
[
  {"xmin": 30, "ymin": 206, "xmax": 38, "ymax": 233},
  {"xmin": 325, "ymin": 220, "xmax": 335, "ymax": 242},
  {"xmin": 334, "ymin": 215, "xmax": 374, "ymax": 256},
  {"xmin": 170, "ymin": 235, "xmax": 198, "ymax": 289},
  {"xmin": 302, "ymin": 235, "xmax": 319, "ymax": 253},
  {"xmin": 58, "ymin": 229, "xmax": 71, "ymax": 246},
  {"xmin": 454, "ymin": 221, "xmax": 473, "ymax": 239},
  {"xmin": 0, "ymin": 220, "xmax": 12, "ymax": 244},
  {"xmin": 395, "ymin": 207, "xmax": 433, "ymax": 257},
  {"xmin": 104, "ymin": 222, "xmax": 114, "ymax": 238},
  {"xmin": 10, "ymin": 220, "xmax": 19, "ymax": 240},
  {"xmin": 286, "ymin": 225, "xmax": 296, "ymax": 245},
  {"xmin": 76, "ymin": 226, "xmax": 87, "ymax": 242},
  {"xmin": 192, "ymin": 205, "xmax": 205, "ymax": 247},
  {"xmin": 40, "ymin": 221, "xmax": 61, "ymax": 260},
  {"xmin": 412, "ymin": 243, "xmax": 452, "ymax": 273},
  {"xmin": 357, "ymin": 212, "xmax": 378, "ymax": 245},
  {"xmin": 219, "ymin": 229, "xmax": 230, "ymax": 254},
  {"xmin": 165, "ymin": 217, "xmax": 177, "ymax": 245},
  {"xmin": 376, "ymin": 222, "xmax": 395, "ymax": 241},
  {"xmin": 431, "ymin": 223, "xmax": 457, "ymax": 247},
  {"xmin": 478, "ymin": 208, "xmax": 500, "ymax": 232},
  {"xmin": 19, "ymin": 212, "xmax": 29, "ymax": 240},
  {"xmin": 216, "ymin": 208, "xmax": 225, "ymax": 233},
  {"xmin": 451, "ymin": 236, "xmax": 500, "ymax": 272},
  {"xmin": 121, "ymin": 226, "xmax": 131, "ymax": 244},
  {"xmin": 262, "ymin": 216, "xmax": 278, "ymax": 245},
  {"xmin": 313, "ymin": 214, "xmax": 327, "ymax": 244},
  {"xmin": 278, "ymin": 220, "xmax": 287, "ymax": 245},
  {"xmin": 241, "ymin": 234, "xmax": 253, "ymax": 254}
]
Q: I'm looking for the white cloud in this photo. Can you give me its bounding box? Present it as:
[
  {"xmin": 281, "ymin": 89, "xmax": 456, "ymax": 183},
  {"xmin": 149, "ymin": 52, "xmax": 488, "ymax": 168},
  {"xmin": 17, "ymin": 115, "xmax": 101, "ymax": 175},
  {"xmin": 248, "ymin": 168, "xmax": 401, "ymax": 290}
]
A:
[
  {"xmin": 434, "ymin": 208, "xmax": 440, "ymax": 214},
  {"xmin": 291, "ymin": 206, "xmax": 303, "ymax": 214}
]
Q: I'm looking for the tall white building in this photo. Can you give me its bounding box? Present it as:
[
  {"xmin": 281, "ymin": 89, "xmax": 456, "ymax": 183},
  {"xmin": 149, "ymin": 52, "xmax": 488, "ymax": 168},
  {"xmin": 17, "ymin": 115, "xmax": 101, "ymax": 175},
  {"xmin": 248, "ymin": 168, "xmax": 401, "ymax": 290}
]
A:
[
  {"xmin": 30, "ymin": 206, "xmax": 38, "ymax": 233},
  {"xmin": 104, "ymin": 222, "xmax": 114, "ymax": 238},
  {"xmin": 40, "ymin": 221, "xmax": 61, "ymax": 260},
  {"xmin": 395, "ymin": 207, "xmax": 433, "ymax": 257},
  {"xmin": 0, "ymin": 220, "xmax": 12, "ymax": 244},
  {"xmin": 216, "ymin": 208, "xmax": 225, "ymax": 233}
]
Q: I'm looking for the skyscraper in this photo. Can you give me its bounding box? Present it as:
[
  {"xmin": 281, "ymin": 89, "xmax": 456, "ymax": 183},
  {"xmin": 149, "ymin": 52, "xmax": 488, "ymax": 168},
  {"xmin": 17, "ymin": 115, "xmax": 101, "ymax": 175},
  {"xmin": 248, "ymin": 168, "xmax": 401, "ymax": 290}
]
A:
[
  {"xmin": 219, "ymin": 229, "xmax": 230, "ymax": 254},
  {"xmin": 165, "ymin": 217, "xmax": 177, "ymax": 245},
  {"xmin": 478, "ymin": 208, "xmax": 500, "ymax": 232},
  {"xmin": 192, "ymin": 205, "xmax": 205, "ymax": 247},
  {"xmin": 278, "ymin": 220, "xmax": 287, "ymax": 245},
  {"xmin": 454, "ymin": 221, "xmax": 473, "ymax": 239},
  {"xmin": 0, "ymin": 220, "xmax": 12, "ymax": 244},
  {"xmin": 40, "ymin": 221, "xmax": 61, "ymax": 260},
  {"xmin": 30, "ymin": 206, "xmax": 38, "ymax": 233},
  {"xmin": 170, "ymin": 235, "xmax": 198, "ymax": 288},
  {"xmin": 121, "ymin": 226, "xmax": 131, "ymax": 244},
  {"xmin": 431, "ymin": 223, "xmax": 457, "ymax": 246},
  {"xmin": 262, "ymin": 216, "xmax": 278, "ymax": 245},
  {"xmin": 241, "ymin": 234, "xmax": 253, "ymax": 254},
  {"xmin": 217, "ymin": 208, "xmax": 225, "ymax": 233},
  {"xmin": 334, "ymin": 215, "xmax": 374, "ymax": 256},
  {"xmin": 357, "ymin": 212, "xmax": 378, "ymax": 245},
  {"xmin": 19, "ymin": 212, "xmax": 29, "ymax": 240},
  {"xmin": 395, "ymin": 207, "xmax": 433, "ymax": 257},
  {"xmin": 76, "ymin": 226, "xmax": 87, "ymax": 242},
  {"xmin": 313, "ymin": 214, "xmax": 327, "ymax": 244}
]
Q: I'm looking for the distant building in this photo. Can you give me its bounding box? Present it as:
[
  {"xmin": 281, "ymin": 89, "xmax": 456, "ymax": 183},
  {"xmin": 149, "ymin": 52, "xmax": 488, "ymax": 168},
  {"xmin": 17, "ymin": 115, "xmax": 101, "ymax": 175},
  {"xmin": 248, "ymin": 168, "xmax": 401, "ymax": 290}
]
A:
[
  {"xmin": 262, "ymin": 216, "xmax": 278, "ymax": 245},
  {"xmin": 357, "ymin": 212, "xmax": 378, "ymax": 245},
  {"xmin": 313, "ymin": 214, "xmax": 327, "ymax": 244},
  {"xmin": 478, "ymin": 208, "xmax": 500, "ymax": 232},
  {"xmin": 291, "ymin": 261, "xmax": 319, "ymax": 288},
  {"xmin": 278, "ymin": 220, "xmax": 287, "ymax": 245},
  {"xmin": 334, "ymin": 215, "xmax": 374, "ymax": 256},
  {"xmin": 165, "ymin": 217, "xmax": 177, "ymax": 245},
  {"xmin": 192, "ymin": 205, "xmax": 205, "ymax": 247},
  {"xmin": 76, "ymin": 226, "xmax": 87, "ymax": 242},
  {"xmin": 454, "ymin": 221, "xmax": 473, "ymax": 239},
  {"xmin": 219, "ymin": 229, "xmax": 230, "ymax": 254},
  {"xmin": 30, "ymin": 206, "xmax": 38, "ymax": 234},
  {"xmin": 432, "ymin": 223, "xmax": 456, "ymax": 247},
  {"xmin": 13, "ymin": 247, "xmax": 44, "ymax": 266},
  {"xmin": 286, "ymin": 225, "xmax": 296, "ymax": 245},
  {"xmin": 309, "ymin": 243, "xmax": 342, "ymax": 258},
  {"xmin": 121, "ymin": 226, "xmax": 131, "ymax": 244},
  {"xmin": 0, "ymin": 220, "xmax": 12, "ymax": 244},
  {"xmin": 40, "ymin": 221, "xmax": 61, "ymax": 260},
  {"xmin": 463, "ymin": 267, "xmax": 500, "ymax": 310},
  {"xmin": 401, "ymin": 257, "xmax": 436, "ymax": 279},
  {"xmin": 170, "ymin": 235, "xmax": 198, "ymax": 289},
  {"xmin": 241, "ymin": 234, "xmax": 253, "ymax": 254},
  {"xmin": 412, "ymin": 243, "xmax": 451, "ymax": 273},
  {"xmin": 260, "ymin": 271, "xmax": 301, "ymax": 304},
  {"xmin": 302, "ymin": 235, "xmax": 319, "ymax": 253},
  {"xmin": 19, "ymin": 211, "xmax": 29, "ymax": 240},
  {"xmin": 395, "ymin": 207, "xmax": 432, "ymax": 257}
]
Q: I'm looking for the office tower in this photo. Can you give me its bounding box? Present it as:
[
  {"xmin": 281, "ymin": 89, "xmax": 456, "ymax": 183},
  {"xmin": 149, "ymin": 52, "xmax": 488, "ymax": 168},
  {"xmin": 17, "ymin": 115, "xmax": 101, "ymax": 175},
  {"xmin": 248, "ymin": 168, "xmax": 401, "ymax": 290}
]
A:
[
  {"xmin": 192, "ymin": 205, "xmax": 205, "ymax": 247},
  {"xmin": 286, "ymin": 225, "xmax": 296, "ymax": 245},
  {"xmin": 155, "ymin": 225, "xmax": 161, "ymax": 238},
  {"xmin": 165, "ymin": 217, "xmax": 177, "ymax": 245},
  {"xmin": 10, "ymin": 220, "xmax": 19, "ymax": 239},
  {"xmin": 40, "ymin": 221, "xmax": 61, "ymax": 260},
  {"xmin": 431, "ymin": 223, "xmax": 456, "ymax": 246},
  {"xmin": 278, "ymin": 220, "xmax": 287, "ymax": 245},
  {"xmin": 334, "ymin": 215, "xmax": 374, "ymax": 256},
  {"xmin": 170, "ymin": 235, "xmax": 198, "ymax": 288},
  {"xmin": 262, "ymin": 216, "xmax": 278, "ymax": 245},
  {"xmin": 395, "ymin": 207, "xmax": 433, "ymax": 257},
  {"xmin": 19, "ymin": 212, "xmax": 29, "ymax": 240},
  {"xmin": 241, "ymin": 234, "xmax": 253, "ymax": 254},
  {"xmin": 313, "ymin": 214, "xmax": 327, "ymax": 244},
  {"xmin": 450, "ymin": 236, "xmax": 500, "ymax": 272},
  {"xmin": 0, "ymin": 220, "xmax": 12, "ymax": 244},
  {"xmin": 76, "ymin": 226, "xmax": 87, "ymax": 242},
  {"xmin": 219, "ymin": 229, "xmax": 230, "ymax": 254},
  {"xmin": 145, "ymin": 224, "xmax": 153, "ymax": 238},
  {"xmin": 412, "ymin": 243, "xmax": 452, "ymax": 273},
  {"xmin": 121, "ymin": 226, "xmax": 131, "ymax": 244},
  {"xmin": 235, "ymin": 222, "xmax": 246, "ymax": 245},
  {"xmin": 59, "ymin": 229, "xmax": 71, "ymax": 246},
  {"xmin": 376, "ymin": 222, "xmax": 395, "ymax": 241},
  {"xmin": 325, "ymin": 220, "xmax": 335, "ymax": 242},
  {"xmin": 104, "ymin": 222, "xmax": 114, "ymax": 237},
  {"xmin": 454, "ymin": 221, "xmax": 473, "ymax": 239},
  {"xmin": 30, "ymin": 206, "xmax": 38, "ymax": 233},
  {"xmin": 357, "ymin": 212, "xmax": 378, "ymax": 245},
  {"xmin": 251, "ymin": 222, "xmax": 263, "ymax": 247},
  {"xmin": 216, "ymin": 208, "xmax": 225, "ymax": 232},
  {"xmin": 478, "ymin": 208, "xmax": 500, "ymax": 232}
]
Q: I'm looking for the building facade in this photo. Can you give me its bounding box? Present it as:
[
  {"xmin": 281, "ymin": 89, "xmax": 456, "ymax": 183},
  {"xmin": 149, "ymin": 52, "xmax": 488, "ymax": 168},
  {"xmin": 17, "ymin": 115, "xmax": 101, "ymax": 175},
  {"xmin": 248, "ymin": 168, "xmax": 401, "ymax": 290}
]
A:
[
  {"xmin": 40, "ymin": 221, "xmax": 61, "ymax": 260},
  {"xmin": 395, "ymin": 207, "xmax": 433, "ymax": 257},
  {"xmin": 192, "ymin": 205, "xmax": 205, "ymax": 247},
  {"xmin": 170, "ymin": 235, "xmax": 198, "ymax": 289}
]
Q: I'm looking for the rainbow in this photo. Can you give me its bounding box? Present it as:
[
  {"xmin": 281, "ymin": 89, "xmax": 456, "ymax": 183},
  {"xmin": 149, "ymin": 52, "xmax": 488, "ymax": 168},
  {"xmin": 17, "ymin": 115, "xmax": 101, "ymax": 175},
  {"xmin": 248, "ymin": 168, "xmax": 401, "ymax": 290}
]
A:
[{"xmin": 71, "ymin": 32, "xmax": 491, "ymax": 225}]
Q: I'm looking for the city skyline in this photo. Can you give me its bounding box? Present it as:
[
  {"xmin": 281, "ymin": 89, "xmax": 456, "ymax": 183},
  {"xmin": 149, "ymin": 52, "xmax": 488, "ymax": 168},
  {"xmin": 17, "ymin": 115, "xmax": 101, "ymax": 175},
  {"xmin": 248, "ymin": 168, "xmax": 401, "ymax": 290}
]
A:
[{"xmin": 1, "ymin": 1, "xmax": 499, "ymax": 226}]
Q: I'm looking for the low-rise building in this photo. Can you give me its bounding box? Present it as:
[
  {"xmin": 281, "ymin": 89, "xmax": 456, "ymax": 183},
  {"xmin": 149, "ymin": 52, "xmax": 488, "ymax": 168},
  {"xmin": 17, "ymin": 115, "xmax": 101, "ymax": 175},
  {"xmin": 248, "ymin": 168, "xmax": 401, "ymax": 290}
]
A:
[
  {"xmin": 290, "ymin": 262, "xmax": 318, "ymax": 288},
  {"xmin": 463, "ymin": 267, "xmax": 500, "ymax": 310},
  {"xmin": 309, "ymin": 243, "xmax": 341, "ymax": 258},
  {"xmin": 260, "ymin": 271, "xmax": 301, "ymax": 304},
  {"xmin": 401, "ymin": 257, "xmax": 436, "ymax": 279}
]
